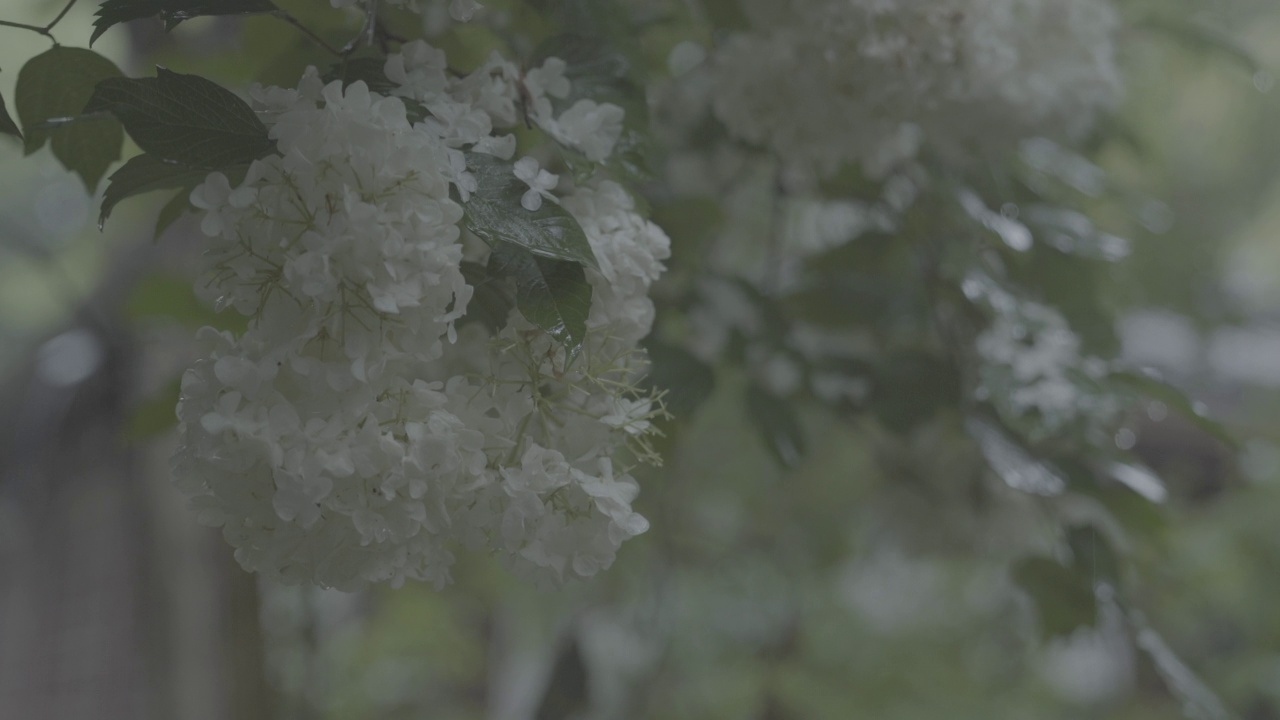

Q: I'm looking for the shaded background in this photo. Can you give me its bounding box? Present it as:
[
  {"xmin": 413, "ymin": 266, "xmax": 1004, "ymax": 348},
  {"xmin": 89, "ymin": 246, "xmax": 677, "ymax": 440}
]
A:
[{"xmin": 5, "ymin": 0, "xmax": 1280, "ymax": 718}]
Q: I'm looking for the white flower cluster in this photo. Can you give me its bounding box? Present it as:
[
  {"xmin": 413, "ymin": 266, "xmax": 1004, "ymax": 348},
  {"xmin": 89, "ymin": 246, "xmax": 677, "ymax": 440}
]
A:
[
  {"xmin": 172, "ymin": 42, "xmax": 669, "ymax": 590},
  {"xmin": 387, "ymin": 42, "xmax": 626, "ymax": 163},
  {"xmin": 709, "ymin": 0, "xmax": 1123, "ymax": 177},
  {"xmin": 968, "ymin": 276, "xmax": 1116, "ymax": 441}
]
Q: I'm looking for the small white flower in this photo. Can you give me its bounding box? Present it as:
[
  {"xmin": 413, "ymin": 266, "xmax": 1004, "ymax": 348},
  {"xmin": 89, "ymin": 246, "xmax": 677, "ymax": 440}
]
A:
[
  {"xmin": 513, "ymin": 156, "xmax": 559, "ymax": 211},
  {"xmin": 385, "ymin": 40, "xmax": 449, "ymax": 101},
  {"xmin": 547, "ymin": 100, "xmax": 625, "ymax": 162},
  {"xmin": 524, "ymin": 57, "xmax": 571, "ymax": 122},
  {"xmin": 599, "ymin": 397, "xmax": 653, "ymax": 436}
]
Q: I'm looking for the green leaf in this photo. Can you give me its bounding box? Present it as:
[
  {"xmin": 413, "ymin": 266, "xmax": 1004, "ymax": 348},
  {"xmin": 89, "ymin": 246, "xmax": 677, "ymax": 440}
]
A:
[
  {"xmin": 0, "ymin": 88, "xmax": 20, "ymax": 140},
  {"xmin": 1110, "ymin": 369, "xmax": 1237, "ymax": 449},
  {"xmin": 1012, "ymin": 556, "xmax": 1098, "ymax": 640},
  {"xmin": 126, "ymin": 377, "xmax": 181, "ymax": 441},
  {"xmin": 746, "ymin": 385, "xmax": 806, "ymax": 468},
  {"xmin": 966, "ymin": 416, "xmax": 1067, "ymax": 496},
  {"xmin": 92, "ymin": 0, "xmax": 279, "ymax": 45},
  {"xmin": 1106, "ymin": 461, "xmax": 1169, "ymax": 504},
  {"xmin": 641, "ymin": 340, "xmax": 714, "ymax": 419},
  {"xmin": 487, "ymin": 243, "xmax": 591, "ymax": 355},
  {"xmin": 458, "ymin": 260, "xmax": 516, "ymax": 334},
  {"xmin": 154, "ymin": 186, "xmax": 195, "ymax": 240},
  {"xmin": 1022, "ymin": 205, "xmax": 1131, "ymax": 262},
  {"xmin": 85, "ymin": 67, "xmax": 274, "ymax": 169},
  {"xmin": 1127, "ymin": 612, "xmax": 1234, "ymax": 720},
  {"xmin": 16, "ymin": 47, "xmax": 124, "ymax": 191},
  {"xmin": 1061, "ymin": 459, "xmax": 1167, "ymax": 541},
  {"xmin": 461, "ymin": 152, "xmax": 598, "ymax": 269},
  {"xmin": 870, "ymin": 351, "xmax": 958, "ymax": 434},
  {"xmin": 92, "ymin": 0, "xmax": 165, "ymax": 44},
  {"xmin": 99, "ymin": 153, "xmax": 218, "ymax": 228}
]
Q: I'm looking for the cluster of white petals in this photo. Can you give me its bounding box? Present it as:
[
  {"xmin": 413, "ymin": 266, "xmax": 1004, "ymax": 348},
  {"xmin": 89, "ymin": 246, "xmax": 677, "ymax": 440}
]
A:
[
  {"xmin": 173, "ymin": 42, "xmax": 668, "ymax": 590},
  {"xmin": 969, "ymin": 279, "xmax": 1117, "ymax": 440},
  {"xmin": 709, "ymin": 0, "xmax": 1123, "ymax": 177}
]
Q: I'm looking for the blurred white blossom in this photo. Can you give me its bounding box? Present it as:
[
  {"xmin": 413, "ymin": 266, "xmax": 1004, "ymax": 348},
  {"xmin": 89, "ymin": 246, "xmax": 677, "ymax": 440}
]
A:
[{"xmin": 174, "ymin": 43, "xmax": 667, "ymax": 591}]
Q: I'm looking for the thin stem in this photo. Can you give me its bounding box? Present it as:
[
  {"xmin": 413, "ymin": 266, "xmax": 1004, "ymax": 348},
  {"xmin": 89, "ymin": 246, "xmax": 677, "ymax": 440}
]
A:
[
  {"xmin": 45, "ymin": 0, "xmax": 79, "ymax": 33},
  {"xmin": 272, "ymin": 11, "xmax": 343, "ymax": 56},
  {"xmin": 0, "ymin": 0, "xmax": 79, "ymax": 42},
  {"xmin": 340, "ymin": 0, "xmax": 379, "ymax": 55},
  {"xmin": 0, "ymin": 19, "xmax": 51, "ymax": 37},
  {"xmin": 275, "ymin": 1, "xmax": 385, "ymax": 65}
]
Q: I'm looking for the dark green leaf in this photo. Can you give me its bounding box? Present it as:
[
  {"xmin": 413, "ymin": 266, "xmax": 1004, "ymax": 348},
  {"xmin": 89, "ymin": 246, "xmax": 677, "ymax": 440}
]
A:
[
  {"xmin": 1061, "ymin": 458, "xmax": 1167, "ymax": 541},
  {"xmin": 0, "ymin": 89, "xmax": 20, "ymax": 140},
  {"xmin": 461, "ymin": 152, "xmax": 598, "ymax": 269},
  {"xmin": 459, "ymin": 260, "xmax": 516, "ymax": 334},
  {"xmin": 870, "ymin": 351, "xmax": 958, "ymax": 434},
  {"xmin": 487, "ymin": 243, "xmax": 592, "ymax": 355},
  {"xmin": 1012, "ymin": 556, "xmax": 1098, "ymax": 640},
  {"xmin": 154, "ymin": 186, "xmax": 195, "ymax": 240},
  {"xmin": 1106, "ymin": 461, "xmax": 1169, "ymax": 504},
  {"xmin": 1110, "ymin": 369, "xmax": 1237, "ymax": 449},
  {"xmin": 92, "ymin": 0, "xmax": 164, "ymax": 44},
  {"xmin": 16, "ymin": 47, "xmax": 124, "ymax": 190},
  {"xmin": 99, "ymin": 153, "xmax": 218, "ymax": 228},
  {"xmin": 641, "ymin": 340, "xmax": 714, "ymax": 418},
  {"xmin": 126, "ymin": 377, "xmax": 181, "ymax": 440},
  {"xmin": 85, "ymin": 67, "xmax": 274, "ymax": 169},
  {"xmin": 746, "ymin": 385, "xmax": 806, "ymax": 468},
  {"xmin": 1022, "ymin": 205, "xmax": 1130, "ymax": 262},
  {"xmin": 966, "ymin": 416, "xmax": 1067, "ymax": 496},
  {"xmin": 92, "ymin": 0, "xmax": 279, "ymax": 45}
]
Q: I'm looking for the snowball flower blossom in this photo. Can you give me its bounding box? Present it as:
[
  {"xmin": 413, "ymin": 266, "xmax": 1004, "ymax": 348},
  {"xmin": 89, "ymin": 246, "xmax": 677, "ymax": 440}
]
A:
[
  {"xmin": 974, "ymin": 292, "xmax": 1117, "ymax": 440},
  {"xmin": 708, "ymin": 0, "xmax": 1123, "ymax": 177},
  {"xmin": 172, "ymin": 44, "xmax": 667, "ymax": 591}
]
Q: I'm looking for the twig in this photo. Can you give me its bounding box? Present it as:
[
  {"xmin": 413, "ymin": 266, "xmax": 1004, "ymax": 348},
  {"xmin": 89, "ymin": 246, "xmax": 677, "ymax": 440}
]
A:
[
  {"xmin": 272, "ymin": 11, "xmax": 344, "ymax": 57},
  {"xmin": 275, "ymin": 2, "xmax": 386, "ymax": 62},
  {"xmin": 340, "ymin": 0, "xmax": 379, "ymax": 55},
  {"xmin": 0, "ymin": 0, "xmax": 79, "ymax": 43},
  {"xmin": 45, "ymin": 0, "xmax": 79, "ymax": 33}
]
